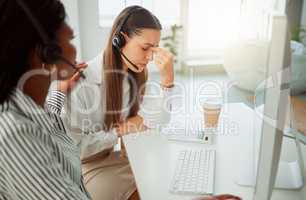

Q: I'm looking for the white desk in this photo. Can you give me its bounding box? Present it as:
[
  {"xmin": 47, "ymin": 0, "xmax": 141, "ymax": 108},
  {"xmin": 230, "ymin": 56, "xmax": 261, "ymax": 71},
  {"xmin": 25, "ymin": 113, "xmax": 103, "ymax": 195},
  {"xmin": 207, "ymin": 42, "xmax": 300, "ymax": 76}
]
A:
[{"xmin": 123, "ymin": 103, "xmax": 303, "ymax": 200}]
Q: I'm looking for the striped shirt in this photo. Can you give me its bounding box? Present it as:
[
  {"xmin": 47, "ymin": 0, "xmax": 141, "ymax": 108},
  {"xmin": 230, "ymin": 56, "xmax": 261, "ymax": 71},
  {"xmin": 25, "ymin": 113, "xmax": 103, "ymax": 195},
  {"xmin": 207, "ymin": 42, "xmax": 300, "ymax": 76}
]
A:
[{"xmin": 0, "ymin": 89, "xmax": 91, "ymax": 200}]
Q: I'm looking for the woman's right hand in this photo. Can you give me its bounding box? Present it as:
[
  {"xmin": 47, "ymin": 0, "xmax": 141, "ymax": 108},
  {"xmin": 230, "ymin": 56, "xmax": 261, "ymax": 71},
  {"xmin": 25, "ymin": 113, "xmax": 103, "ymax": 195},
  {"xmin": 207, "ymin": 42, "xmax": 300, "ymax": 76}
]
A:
[
  {"xmin": 151, "ymin": 47, "xmax": 174, "ymax": 88},
  {"xmin": 57, "ymin": 62, "xmax": 87, "ymax": 94}
]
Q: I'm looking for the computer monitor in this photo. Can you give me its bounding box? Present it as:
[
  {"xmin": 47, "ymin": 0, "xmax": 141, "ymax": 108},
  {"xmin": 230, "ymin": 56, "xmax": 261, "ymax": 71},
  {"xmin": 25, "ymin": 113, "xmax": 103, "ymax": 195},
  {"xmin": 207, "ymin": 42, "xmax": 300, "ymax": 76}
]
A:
[
  {"xmin": 253, "ymin": 13, "xmax": 291, "ymax": 200},
  {"xmin": 236, "ymin": 12, "xmax": 304, "ymax": 199}
]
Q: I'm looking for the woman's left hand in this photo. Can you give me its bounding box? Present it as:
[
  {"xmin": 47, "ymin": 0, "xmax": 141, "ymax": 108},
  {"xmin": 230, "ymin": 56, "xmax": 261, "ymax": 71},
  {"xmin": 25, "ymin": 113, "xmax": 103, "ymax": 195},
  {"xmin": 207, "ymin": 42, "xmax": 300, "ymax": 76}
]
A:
[
  {"xmin": 115, "ymin": 115, "xmax": 147, "ymax": 136},
  {"xmin": 151, "ymin": 47, "xmax": 174, "ymax": 87}
]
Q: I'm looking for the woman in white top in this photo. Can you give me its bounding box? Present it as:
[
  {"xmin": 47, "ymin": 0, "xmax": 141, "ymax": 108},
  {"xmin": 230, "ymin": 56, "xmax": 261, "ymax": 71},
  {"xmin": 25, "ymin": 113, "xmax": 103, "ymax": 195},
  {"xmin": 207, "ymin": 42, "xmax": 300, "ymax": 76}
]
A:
[{"xmin": 47, "ymin": 5, "xmax": 174, "ymax": 200}]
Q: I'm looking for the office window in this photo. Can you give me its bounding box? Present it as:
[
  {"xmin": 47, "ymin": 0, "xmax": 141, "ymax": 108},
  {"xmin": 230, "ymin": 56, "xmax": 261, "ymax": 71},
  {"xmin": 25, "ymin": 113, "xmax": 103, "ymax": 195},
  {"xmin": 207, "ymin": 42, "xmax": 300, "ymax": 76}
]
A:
[
  {"xmin": 186, "ymin": 0, "xmax": 242, "ymax": 59},
  {"xmin": 98, "ymin": 0, "xmax": 180, "ymax": 27}
]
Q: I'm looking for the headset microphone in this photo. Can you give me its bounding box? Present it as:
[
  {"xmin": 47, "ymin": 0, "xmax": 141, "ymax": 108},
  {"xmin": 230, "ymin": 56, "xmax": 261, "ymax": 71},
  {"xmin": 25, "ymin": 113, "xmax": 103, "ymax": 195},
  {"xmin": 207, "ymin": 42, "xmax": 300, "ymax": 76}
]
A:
[
  {"xmin": 59, "ymin": 56, "xmax": 85, "ymax": 79},
  {"xmin": 112, "ymin": 44, "xmax": 142, "ymax": 72},
  {"xmin": 120, "ymin": 51, "xmax": 141, "ymax": 72}
]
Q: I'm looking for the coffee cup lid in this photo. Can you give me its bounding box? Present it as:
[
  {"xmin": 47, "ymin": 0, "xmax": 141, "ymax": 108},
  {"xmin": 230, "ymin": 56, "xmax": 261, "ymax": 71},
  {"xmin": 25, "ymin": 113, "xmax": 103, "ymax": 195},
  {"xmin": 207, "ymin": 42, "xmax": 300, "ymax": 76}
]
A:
[{"xmin": 202, "ymin": 99, "xmax": 222, "ymax": 109}]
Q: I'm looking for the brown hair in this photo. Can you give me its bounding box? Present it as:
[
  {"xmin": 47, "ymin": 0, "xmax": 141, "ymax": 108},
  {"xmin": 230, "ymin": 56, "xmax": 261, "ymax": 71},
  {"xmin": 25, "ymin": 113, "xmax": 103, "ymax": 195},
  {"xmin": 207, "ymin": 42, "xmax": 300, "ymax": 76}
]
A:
[{"xmin": 102, "ymin": 6, "xmax": 162, "ymax": 131}]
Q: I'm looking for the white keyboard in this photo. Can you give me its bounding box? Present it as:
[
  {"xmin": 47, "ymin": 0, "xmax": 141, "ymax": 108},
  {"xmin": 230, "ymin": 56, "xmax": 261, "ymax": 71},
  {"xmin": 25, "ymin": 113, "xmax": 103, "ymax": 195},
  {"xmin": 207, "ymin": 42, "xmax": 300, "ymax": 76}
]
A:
[{"xmin": 170, "ymin": 149, "xmax": 216, "ymax": 195}]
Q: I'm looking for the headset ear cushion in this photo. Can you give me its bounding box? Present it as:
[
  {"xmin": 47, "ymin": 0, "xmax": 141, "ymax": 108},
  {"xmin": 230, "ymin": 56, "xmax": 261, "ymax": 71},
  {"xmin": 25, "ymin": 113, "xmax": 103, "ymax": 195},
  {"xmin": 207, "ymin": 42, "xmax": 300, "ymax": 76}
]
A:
[
  {"xmin": 112, "ymin": 33, "xmax": 126, "ymax": 49},
  {"xmin": 112, "ymin": 36, "xmax": 120, "ymax": 49},
  {"xmin": 118, "ymin": 33, "xmax": 126, "ymax": 47},
  {"xmin": 40, "ymin": 43, "xmax": 62, "ymax": 64}
]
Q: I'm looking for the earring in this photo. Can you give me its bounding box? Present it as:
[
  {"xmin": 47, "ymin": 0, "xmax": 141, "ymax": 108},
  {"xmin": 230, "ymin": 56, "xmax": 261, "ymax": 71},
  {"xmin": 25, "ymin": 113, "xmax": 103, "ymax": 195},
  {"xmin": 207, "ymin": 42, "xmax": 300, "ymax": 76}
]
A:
[
  {"xmin": 41, "ymin": 63, "xmax": 57, "ymax": 76},
  {"xmin": 50, "ymin": 64, "xmax": 57, "ymax": 73},
  {"xmin": 41, "ymin": 63, "xmax": 46, "ymax": 70},
  {"xmin": 41, "ymin": 63, "xmax": 50, "ymax": 75}
]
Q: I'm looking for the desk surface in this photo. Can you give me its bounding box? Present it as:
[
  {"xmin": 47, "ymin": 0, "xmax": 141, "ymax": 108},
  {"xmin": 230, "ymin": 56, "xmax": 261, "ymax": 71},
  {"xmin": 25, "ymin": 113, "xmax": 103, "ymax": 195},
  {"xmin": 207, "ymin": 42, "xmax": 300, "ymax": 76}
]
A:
[{"xmin": 123, "ymin": 103, "xmax": 302, "ymax": 200}]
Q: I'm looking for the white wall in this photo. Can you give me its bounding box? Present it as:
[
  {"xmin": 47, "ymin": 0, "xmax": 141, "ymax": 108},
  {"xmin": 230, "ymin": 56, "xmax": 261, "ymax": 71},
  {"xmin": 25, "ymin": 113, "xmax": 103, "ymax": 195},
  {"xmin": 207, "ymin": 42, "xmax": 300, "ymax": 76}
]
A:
[
  {"xmin": 61, "ymin": 0, "xmax": 109, "ymax": 61},
  {"xmin": 302, "ymin": 0, "xmax": 306, "ymax": 27},
  {"xmin": 61, "ymin": 0, "xmax": 82, "ymax": 60},
  {"xmin": 299, "ymin": 0, "xmax": 306, "ymax": 45},
  {"xmin": 77, "ymin": 0, "xmax": 109, "ymax": 61}
]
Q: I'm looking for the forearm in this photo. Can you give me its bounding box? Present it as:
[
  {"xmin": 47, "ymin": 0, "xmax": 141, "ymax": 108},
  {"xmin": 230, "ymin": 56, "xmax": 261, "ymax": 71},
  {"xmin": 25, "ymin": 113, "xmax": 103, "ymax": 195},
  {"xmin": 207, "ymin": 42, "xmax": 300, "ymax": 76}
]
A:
[
  {"xmin": 160, "ymin": 70, "xmax": 174, "ymax": 88},
  {"xmin": 139, "ymin": 85, "xmax": 173, "ymax": 129}
]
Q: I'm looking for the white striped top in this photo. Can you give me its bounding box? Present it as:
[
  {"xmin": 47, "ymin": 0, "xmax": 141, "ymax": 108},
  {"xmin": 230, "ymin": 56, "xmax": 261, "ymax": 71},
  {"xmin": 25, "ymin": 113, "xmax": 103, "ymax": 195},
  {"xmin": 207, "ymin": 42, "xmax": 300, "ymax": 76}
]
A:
[{"xmin": 0, "ymin": 89, "xmax": 91, "ymax": 200}]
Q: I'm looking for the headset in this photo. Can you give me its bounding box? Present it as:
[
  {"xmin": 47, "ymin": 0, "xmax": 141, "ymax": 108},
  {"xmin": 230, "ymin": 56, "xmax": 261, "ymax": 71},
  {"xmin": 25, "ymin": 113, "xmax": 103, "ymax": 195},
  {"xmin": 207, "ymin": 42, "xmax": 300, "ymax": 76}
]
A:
[
  {"xmin": 112, "ymin": 7, "xmax": 144, "ymax": 72},
  {"xmin": 15, "ymin": 0, "xmax": 85, "ymax": 79}
]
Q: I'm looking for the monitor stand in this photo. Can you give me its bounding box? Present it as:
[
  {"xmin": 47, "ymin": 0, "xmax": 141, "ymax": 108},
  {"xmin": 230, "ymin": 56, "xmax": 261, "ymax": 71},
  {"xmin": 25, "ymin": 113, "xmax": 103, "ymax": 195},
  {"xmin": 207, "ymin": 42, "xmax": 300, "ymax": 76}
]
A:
[
  {"xmin": 237, "ymin": 160, "xmax": 303, "ymax": 189},
  {"xmin": 236, "ymin": 106, "xmax": 304, "ymax": 189}
]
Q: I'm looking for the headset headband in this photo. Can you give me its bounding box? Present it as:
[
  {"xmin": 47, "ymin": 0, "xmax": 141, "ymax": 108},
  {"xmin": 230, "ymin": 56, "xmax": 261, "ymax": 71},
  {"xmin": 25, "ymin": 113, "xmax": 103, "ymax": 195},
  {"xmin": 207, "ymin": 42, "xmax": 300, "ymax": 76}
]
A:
[
  {"xmin": 16, "ymin": 0, "xmax": 52, "ymax": 45},
  {"xmin": 116, "ymin": 6, "xmax": 143, "ymax": 35}
]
